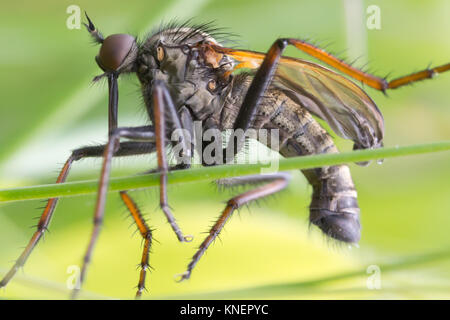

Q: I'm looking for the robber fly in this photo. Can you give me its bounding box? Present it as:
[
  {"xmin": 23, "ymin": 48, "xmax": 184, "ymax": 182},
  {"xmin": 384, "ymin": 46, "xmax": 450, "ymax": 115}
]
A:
[{"xmin": 1, "ymin": 14, "xmax": 449, "ymax": 299}]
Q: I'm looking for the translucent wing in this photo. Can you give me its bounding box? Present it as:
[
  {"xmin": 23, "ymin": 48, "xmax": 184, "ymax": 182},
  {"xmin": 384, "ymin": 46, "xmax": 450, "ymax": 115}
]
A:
[
  {"xmin": 274, "ymin": 57, "xmax": 384, "ymax": 150},
  {"xmin": 216, "ymin": 47, "xmax": 384, "ymax": 150}
]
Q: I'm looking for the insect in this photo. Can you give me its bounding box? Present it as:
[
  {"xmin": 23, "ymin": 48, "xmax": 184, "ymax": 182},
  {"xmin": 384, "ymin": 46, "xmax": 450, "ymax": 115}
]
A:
[{"xmin": 1, "ymin": 13, "xmax": 449, "ymax": 299}]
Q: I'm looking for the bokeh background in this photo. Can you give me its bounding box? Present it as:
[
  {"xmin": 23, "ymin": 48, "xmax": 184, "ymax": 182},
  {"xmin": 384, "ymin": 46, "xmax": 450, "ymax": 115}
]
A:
[{"xmin": 1, "ymin": 0, "xmax": 449, "ymax": 299}]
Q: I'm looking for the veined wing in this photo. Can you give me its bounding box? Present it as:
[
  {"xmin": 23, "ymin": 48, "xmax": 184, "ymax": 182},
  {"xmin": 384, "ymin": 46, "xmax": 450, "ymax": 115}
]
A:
[{"xmin": 215, "ymin": 46, "xmax": 384, "ymax": 150}]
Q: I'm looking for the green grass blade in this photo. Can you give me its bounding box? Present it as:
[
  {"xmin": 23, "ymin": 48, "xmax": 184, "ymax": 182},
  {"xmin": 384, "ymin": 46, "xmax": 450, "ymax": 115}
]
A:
[{"xmin": 1, "ymin": 140, "xmax": 450, "ymax": 203}]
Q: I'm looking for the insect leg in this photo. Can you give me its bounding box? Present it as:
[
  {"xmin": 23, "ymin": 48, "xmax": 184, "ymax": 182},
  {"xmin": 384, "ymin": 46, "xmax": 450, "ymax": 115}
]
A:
[
  {"xmin": 223, "ymin": 39, "xmax": 290, "ymax": 161},
  {"xmin": 149, "ymin": 80, "xmax": 192, "ymax": 243},
  {"xmin": 0, "ymin": 140, "xmax": 155, "ymax": 289},
  {"xmin": 283, "ymin": 39, "xmax": 450, "ymax": 91},
  {"xmin": 215, "ymin": 40, "xmax": 449, "ymax": 92},
  {"xmin": 140, "ymin": 106, "xmax": 194, "ymax": 175},
  {"xmin": 177, "ymin": 173, "xmax": 290, "ymax": 281},
  {"xmin": 72, "ymin": 127, "xmax": 157, "ymax": 299},
  {"xmin": 119, "ymin": 191, "xmax": 153, "ymax": 299}
]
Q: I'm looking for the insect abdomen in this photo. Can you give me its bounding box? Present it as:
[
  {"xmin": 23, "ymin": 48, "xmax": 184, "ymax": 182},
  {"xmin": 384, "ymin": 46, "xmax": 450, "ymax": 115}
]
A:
[{"xmin": 254, "ymin": 89, "xmax": 361, "ymax": 243}]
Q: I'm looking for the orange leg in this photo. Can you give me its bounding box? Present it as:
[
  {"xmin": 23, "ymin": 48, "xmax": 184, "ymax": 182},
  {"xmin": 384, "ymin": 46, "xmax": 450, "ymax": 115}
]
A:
[
  {"xmin": 286, "ymin": 39, "xmax": 450, "ymax": 91},
  {"xmin": 212, "ymin": 40, "xmax": 450, "ymax": 92},
  {"xmin": 119, "ymin": 191, "xmax": 152, "ymax": 299},
  {"xmin": 177, "ymin": 173, "xmax": 290, "ymax": 281},
  {"xmin": 0, "ymin": 158, "xmax": 73, "ymax": 289},
  {"xmin": 71, "ymin": 81, "xmax": 192, "ymax": 299},
  {"xmin": 0, "ymin": 141, "xmax": 155, "ymax": 290}
]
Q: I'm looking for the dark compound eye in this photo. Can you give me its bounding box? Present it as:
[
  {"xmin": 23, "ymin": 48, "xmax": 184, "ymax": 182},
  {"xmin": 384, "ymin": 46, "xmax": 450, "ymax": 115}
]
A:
[{"xmin": 97, "ymin": 34, "xmax": 135, "ymax": 71}]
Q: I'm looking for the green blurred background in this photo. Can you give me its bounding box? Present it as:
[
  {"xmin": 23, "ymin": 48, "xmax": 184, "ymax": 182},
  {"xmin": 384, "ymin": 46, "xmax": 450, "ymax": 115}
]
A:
[{"xmin": 0, "ymin": 0, "xmax": 449, "ymax": 299}]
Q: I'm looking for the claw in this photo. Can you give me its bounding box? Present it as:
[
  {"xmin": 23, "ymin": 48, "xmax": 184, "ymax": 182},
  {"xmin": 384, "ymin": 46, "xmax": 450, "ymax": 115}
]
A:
[{"xmin": 174, "ymin": 271, "xmax": 190, "ymax": 282}]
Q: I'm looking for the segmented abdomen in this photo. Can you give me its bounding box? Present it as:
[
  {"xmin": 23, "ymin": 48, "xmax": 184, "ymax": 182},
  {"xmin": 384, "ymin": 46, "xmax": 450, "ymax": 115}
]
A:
[{"xmin": 253, "ymin": 89, "xmax": 361, "ymax": 243}]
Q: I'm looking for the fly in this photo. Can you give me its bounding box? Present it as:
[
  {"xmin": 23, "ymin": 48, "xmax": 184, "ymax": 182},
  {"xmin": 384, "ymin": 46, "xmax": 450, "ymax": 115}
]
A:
[{"xmin": 1, "ymin": 13, "xmax": 449, "ymax": 299}]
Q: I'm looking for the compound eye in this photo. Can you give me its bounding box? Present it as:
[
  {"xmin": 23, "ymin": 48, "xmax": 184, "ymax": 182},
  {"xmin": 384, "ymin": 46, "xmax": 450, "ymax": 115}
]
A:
[
  {"xmin": 156, "ymin": 46, "xmax": 165, "ymax": 62},
  {"xmin": 97, "ymin": 34, "xmax": 135, "ymax": 71}
]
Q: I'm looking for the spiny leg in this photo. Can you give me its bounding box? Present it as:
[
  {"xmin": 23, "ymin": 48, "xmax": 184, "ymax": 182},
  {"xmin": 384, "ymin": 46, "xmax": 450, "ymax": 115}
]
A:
[
  {"xmin": 72, "ymin": 80, "xmax": 192, "ymax": 298},
  {"xmin": 119, "ymin": 191, "xmax": 152, "ymax": 299},
  {"xmin": 212, "ymin": 39, "xmax": 450, "ymax": 92},
  {"xmin": 283, "ymin": 39, "xmax": 450, "ymax": 90},
  {"xmin": 72, "ymin": 127, "xmax": 156, "ymax": 299},
  {"xmin": 71, "ymin": 92, "xmax": 191, "ymax": 298},
  {"xmin": 150, "ymin": 80, "xmax": 192, "ymax": 243},
  {"xmin": 177, "ymin": 173, "xmax": 290, "ymax": 281},
  {"xmin": 119, "ymin": 158, "xmax": 195, "ymax": 298},
  {"xmin": 0, "ymin": 158, "xmax": 73, "ymax": 289},
  {"xmin": 0, "ymin": 141, "xmax": 156, "ymax": 289}
]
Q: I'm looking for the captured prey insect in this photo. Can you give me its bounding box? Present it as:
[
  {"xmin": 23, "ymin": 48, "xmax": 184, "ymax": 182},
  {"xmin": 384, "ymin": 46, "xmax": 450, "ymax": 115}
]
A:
[{"xmin": 1, "ymin": 13, "xmax": 449, "ymax": 299}]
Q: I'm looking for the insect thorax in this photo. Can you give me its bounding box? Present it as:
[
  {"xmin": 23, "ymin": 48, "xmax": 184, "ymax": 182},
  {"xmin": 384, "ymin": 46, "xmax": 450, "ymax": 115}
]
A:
[{"xmin": 136, "ymin": 26, "xmax": 235, "ymax": 122}]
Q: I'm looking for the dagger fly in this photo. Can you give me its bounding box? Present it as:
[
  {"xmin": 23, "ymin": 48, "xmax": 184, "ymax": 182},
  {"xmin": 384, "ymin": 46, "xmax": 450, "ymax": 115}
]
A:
[{"xmin": 1, "ymin": 14, "xmax": 449, "ymax": 298}]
